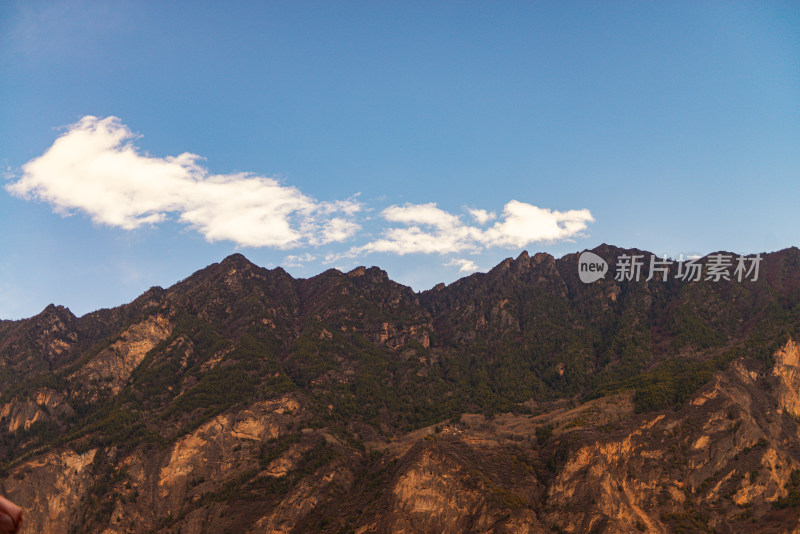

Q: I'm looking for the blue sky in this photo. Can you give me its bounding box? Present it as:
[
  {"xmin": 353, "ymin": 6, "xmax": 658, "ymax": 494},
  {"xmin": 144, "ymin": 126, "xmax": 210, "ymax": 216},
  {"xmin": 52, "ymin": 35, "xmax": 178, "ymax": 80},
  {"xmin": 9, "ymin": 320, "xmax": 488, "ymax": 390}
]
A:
[{"xmin": 1, "ymin": 1, "xmax": 798, "ymax": 320}]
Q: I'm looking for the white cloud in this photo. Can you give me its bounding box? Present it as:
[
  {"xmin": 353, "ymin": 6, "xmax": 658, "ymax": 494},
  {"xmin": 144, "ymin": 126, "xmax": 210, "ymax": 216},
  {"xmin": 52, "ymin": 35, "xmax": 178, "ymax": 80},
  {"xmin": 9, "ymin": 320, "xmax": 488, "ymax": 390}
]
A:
[
  {"xmin": 468, "ymin": 208, "xmax": 495, "ymax": 225},
  {"xmin": 283, "ymin": 253, "xmax": 317, "ymax": 267},
  {"xmin": 315, "ymin": 217, "xmax": 361, "ymax": 245},
  {"xmin": 382, "ymin": 203, "xmax": 461, "ymax": 228},
  {"xmin": 481, "ymin": 201, "xmax": 594, "ymax": 247},
  {"xmin": 446, "ymin": 258, "xmax": 479, "ymax": 273},
  {"xmin": 350, "ymin": 201, "xmax": 593, "ymax": 256},
  {"xmin": 7, "ymin": 116, "xmax": 596, "ymax": 259},
  {"xmin": 355, "ymin": 203, "xmax": 483, "ymax": 255},
  {"xmin": 6, "ymin": 116, "xmax": 360, "ymax": 248}
]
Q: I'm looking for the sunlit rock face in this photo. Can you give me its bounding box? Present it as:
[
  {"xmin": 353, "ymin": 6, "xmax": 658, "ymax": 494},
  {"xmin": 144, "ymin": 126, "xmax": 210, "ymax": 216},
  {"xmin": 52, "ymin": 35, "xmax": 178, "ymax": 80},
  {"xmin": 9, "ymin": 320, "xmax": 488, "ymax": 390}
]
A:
[{"xmin": 772, "ymin": 339, "xmax": 800, "ymax": 417}]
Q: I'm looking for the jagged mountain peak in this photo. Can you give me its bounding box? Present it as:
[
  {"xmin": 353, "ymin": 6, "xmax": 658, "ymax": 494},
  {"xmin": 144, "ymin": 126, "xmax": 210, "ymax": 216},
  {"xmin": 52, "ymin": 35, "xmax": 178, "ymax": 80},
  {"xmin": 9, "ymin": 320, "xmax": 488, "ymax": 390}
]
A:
[
  {"xmin": 346, "ymin": 265, "xmax": 390, "ymax": 281},
  {"xmin": 219, "ymin": 251, "xmax": 253, "ymax": 267},
  {"xmin": 36, "ymin": 303, "xmax": 76, "ymax": 322},
  {"xmin": 347, "ymin": 266, "xmax": 367, "ymax": 277}
]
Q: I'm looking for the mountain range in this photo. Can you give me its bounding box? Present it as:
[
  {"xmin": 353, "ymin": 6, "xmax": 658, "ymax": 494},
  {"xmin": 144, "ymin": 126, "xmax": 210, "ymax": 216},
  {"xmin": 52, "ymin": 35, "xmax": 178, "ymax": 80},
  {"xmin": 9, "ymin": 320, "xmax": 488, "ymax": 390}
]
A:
[{"xmin": 2, "ymin": 245, "xmax": 800, "ymax": 533}]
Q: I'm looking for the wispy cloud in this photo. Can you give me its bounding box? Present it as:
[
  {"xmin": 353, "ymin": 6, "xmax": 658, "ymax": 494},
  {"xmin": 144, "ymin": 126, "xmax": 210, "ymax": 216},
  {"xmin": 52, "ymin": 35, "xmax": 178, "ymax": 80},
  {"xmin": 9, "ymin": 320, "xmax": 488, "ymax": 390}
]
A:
[
  {"xmin": 355, "ymin": 203, "xmax": 482, "ymax": 255},
  {"xmin": 445, "ymin": 258, "xmax": 479, "ymax": 273},
  {"xmin": 347, "ymin": 201, "xmax": 593, "ymax": 257},
  {"xmin": 6, "ymin": 116, "xmax": 360, "ymax": 248},
  {"xmin": 283, "ymin": 253, "xmax": 317, "ymax": 267}
]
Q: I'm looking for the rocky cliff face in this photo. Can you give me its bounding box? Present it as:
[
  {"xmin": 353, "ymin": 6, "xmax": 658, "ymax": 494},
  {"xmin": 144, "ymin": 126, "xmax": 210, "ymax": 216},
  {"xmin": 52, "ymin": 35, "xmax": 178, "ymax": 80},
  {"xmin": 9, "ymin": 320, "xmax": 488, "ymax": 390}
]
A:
[
  {"xmin": 772, "ymin": 339, "xmax": 800, "ymax": 417},
  {"xmin": 72, "ymin": 315, "xmax": 173, "ymax": 397},
  {"xmin": 1, "ymin": 246, "xmax": 800, "ymax": 532}
]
